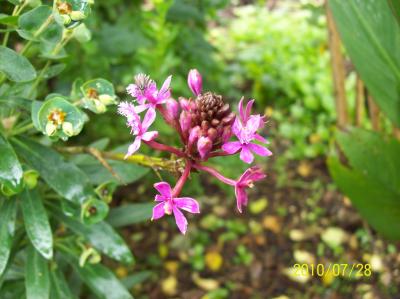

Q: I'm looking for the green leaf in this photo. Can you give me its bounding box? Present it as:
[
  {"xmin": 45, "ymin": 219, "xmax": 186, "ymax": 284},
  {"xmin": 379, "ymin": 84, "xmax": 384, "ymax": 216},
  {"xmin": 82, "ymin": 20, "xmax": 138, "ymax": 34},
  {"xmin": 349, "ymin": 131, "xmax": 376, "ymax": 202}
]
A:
[
  {"xmin": 50, "ymin": 268, "xmax": 76, "ymax": 299},
  {"xmin": 0, "ymin": 46, "xmax": 36, "ymax": 82},
  {"xmin": 387, "ymin": 0, "xmax": 400, "ymax": 26},
  {"xmin": 329, "ymin": 0, "xmax": 400, "ymax": 127},
  {"xmin": 0, "ymin": 200, "xmax": 17, "ymax": 276},
  {"xmin": 18, "ymin": 5, "xmax": 63, "ymax": 44},
  {"xmin": 0, "ymin": 134, "xmax": 23, "ymax": 193},
  {"xmin": 12, "ymin": 137, "xmax": 94, "ymax": 204},
  {"xmin": 328, "ymin": 127, "xmax": 400, "ymax": 239},
  {"xmin": 121, "ymin": 271, "xmax": 152, "ymax": 289},
  {"xmin": 0, "ymin": 14, "xmax": 18, "ymax": 26},
  {"xmin": 41, "ymin": 63, "xmax": 66, "ymax": 80},
  {"xmin": 51, "ymin": 205, "xmax": 134, "ymax": 264},
  {"xmin": 64, "ymin": 255, "xmax": 133, "ymax": 299},
  {"xmin": 20, "ymin": 189, "xmax": 53, "ymax": 259},
  {"xmin": 25, "ymin": 245, "xmax": 50, "ymax": 299},
  {"xmin": 107, "ymin": 203, "xmax": 153, "ymax": 228}
]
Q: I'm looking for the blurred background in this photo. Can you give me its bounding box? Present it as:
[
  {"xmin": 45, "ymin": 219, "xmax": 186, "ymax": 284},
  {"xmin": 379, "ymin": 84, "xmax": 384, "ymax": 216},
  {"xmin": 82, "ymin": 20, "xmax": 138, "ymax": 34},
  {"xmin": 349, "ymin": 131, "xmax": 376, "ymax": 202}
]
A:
[{"xmin": 41, "ymin": 0, "xmax": 400, "ymax": 298}]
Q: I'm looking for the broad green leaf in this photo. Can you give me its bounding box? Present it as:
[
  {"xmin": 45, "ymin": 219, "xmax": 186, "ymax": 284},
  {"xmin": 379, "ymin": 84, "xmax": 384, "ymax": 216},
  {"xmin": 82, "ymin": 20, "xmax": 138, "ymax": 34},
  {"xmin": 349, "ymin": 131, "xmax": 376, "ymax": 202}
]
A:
[
  {"xmin": 0, "ymin": 200, "xmax": 17, "ymax": 275},
  {"xmin": 21, "ymin": 189, "xmax": 53, "ymax": 259},
  {"xmin": 329, "ymin": 127, "xmax": 400, "ymax": 239},
  {"xmin": 388, "ymin": 0, "xmax": 400, "ymax": 26},
  {"xmin": 25, "ymin": 245, "xmax": 50, "ymax": 299},
  {"xmin": 107, "ymin": 203, "xmax": 153, "ymax": 228},
  {"xmin": 0, "ymin": 14, "xmax": 18, "ymax": 26},
  {"xmin": 0, "ymin": 46, "xmax": 36, "ymax": 82},
  {"xmin": 328, "ymin": 157, "xmax": 400, "ymax": 239},
  {"xmin": 12, "ymin": 137, "xmax": 94, "ymax": 204},
  {"xmin": 50, "ymin": 268, "xmax": 76, "ymax": 299},
  {"xmin": 329, "ymin": 0, "xmax": 400, "ymax": 126},
  {"xmin": 64, "ymin": 255, "xmax": 133, "ymax": 299},
  {"xmin": 18, "ymin": 5, "xmax": 63, "ymax": 44},
  {"xmin": 51, "ymin": 205, "xmax": 134, "ymax": 264},
  {"xmin": 42, "ymin": 63, "xmax": 66, "ymax": 80},
  {"xmin": 0, "ymin": 134, "xmax": 23, "ymax": 193}
]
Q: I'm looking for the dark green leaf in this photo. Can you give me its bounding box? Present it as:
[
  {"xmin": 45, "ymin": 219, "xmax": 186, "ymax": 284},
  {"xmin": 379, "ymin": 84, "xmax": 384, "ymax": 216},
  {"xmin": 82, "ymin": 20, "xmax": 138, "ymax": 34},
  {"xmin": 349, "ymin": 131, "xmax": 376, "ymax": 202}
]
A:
[
  {"xmin": 0, "ymin": 134, "xmax": 23, "ymax": 193},
  {"xmin": 329, "ymin": 0, "xmax": 400, "ymax": 126},
  {"xmin": 12, "ymin": 137, "xmax": 94, "ymax": 204},
  {"xmin": 64, "ymin": 255, "xmax": 133, "ymax": 299},
  {"xmin": 0, "ymin": 199, "xmax": 17, "ymax": 276},
  {"xmin": 387, "ymin": 0, "xmax": 400, "ymax": 26},
  {"xmin": 0, "ymin": 46, "xmax": 36, "ymax": 82},
  {"xmin": 107, "ymin": 203, "xmax": 152, "ymax": 228},
  {"xmin": 51, "ymin": 205, "xmax": 134, "ymax": 264},
  {"xmin": 20, "ymin": 189, "xmax": 53, "ymax": 259},
  {"xmin": 50, "ymin": 268, "xmax": 76, "ymax": 299},
  {"xmin": 42, "ymin": 63, "xmax": 66, "ymax": 80},
  {"xmin": 25, "ymin": 245, "xmax": 50, "ymax": 299}
]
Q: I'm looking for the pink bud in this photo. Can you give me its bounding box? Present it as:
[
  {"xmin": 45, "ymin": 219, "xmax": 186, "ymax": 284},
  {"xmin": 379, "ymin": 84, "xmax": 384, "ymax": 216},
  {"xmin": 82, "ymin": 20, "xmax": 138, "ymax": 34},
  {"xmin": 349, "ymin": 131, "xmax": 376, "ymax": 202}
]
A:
[
  {"xmin": 189, "ymin": 126, "xmax": 201, "ymax": 145},
  {"xmin": 197, "ymin": 136, "xmax": 212, "ymax": 159},
  {"xmin": 188, "ymin": 69, "xmax": 202, "ymax": 96},
  {"xmin": 179, "ymin": 98, "xmax": 191, "ymax": 111},
  {"xmin": 179, "ymin": 111, "xmax": 191, "ymax": 134},
  {"xmin": 164, "ymin": 98, "xmax": 179, "ymax": 122},
  {"xmin": 222, "ymin": 126, "xmax": 232, "ymax": 142}
]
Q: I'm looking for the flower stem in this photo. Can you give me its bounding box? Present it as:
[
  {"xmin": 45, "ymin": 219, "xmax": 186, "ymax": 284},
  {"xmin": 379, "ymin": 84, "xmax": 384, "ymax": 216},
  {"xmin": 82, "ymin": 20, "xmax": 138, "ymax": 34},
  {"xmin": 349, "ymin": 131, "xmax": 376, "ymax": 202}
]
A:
[
  {"xmin": 193, "ymin": 163, "xmax": 236, "ymax": 186},
  {"xmin": 208, "ymin": 150, "xmax": 236, "ymax": 158},
  {"xmin": 144, "ymin": 140, "xmax": 185, "ymax": 157},
  {"xmin": 172, "ymin": 160, "xmax": 191, "ymax": 197},
  {"xmin": 2, "ymin": 4, "xmax": 20, "ymax": 47}
]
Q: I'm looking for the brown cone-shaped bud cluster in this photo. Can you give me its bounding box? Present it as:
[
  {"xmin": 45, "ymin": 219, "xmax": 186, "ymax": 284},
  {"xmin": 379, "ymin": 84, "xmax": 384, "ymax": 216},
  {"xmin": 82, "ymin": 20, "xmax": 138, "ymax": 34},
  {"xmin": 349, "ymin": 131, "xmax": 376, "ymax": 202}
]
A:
[{"xmin": 180, "ymin": 91, "xmax": 235, "ymax": 159}]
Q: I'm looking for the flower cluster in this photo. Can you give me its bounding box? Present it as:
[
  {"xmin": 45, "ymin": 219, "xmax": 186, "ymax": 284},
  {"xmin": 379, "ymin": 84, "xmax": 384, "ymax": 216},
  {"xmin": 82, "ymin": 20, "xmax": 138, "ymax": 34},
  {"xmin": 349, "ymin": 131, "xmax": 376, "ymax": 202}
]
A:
[{"xmin": 118, "ymin": 69, "xmax": 272, "ymax": 234}]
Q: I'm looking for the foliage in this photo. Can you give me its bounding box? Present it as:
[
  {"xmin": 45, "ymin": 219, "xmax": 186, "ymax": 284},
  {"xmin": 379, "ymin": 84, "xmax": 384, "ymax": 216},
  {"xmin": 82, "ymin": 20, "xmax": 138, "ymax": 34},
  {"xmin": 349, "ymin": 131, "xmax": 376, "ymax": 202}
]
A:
[
  {"xmin": 328, "ymin": 0, "xmax": 400, "ymax": 240},
  {"xmin": 210, "ymin": 3, "xmax": 348, "ymax": 160},
  {"xmin": 0, "ymin": 1, "xmax": 155, "ymax": 297}
]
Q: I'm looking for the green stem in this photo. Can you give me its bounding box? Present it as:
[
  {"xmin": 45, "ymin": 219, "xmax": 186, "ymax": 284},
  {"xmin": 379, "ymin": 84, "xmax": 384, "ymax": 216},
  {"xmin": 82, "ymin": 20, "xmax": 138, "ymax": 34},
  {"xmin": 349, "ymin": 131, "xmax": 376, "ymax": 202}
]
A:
[
  {"xmin": 10, "ymin": 122, "xmax": 34, "ymax": 136},
  {"xmin": 2, "ymin": 4, "xmax": 20, "ymax": 46},
  {"xmin": 20, "ymin": 14, "xmax": 54, "ymax": 55}
]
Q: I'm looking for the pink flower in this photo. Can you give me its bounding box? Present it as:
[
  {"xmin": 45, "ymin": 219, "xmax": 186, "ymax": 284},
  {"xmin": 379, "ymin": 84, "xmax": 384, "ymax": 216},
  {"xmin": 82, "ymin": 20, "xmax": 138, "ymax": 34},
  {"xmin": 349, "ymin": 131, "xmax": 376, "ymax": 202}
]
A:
[
  {"xmin": 127, "ymin": 74, "xmax": 172, "ymax": 112},
  {"xmin": 222, "ymin": 115, "xmax": 272, "ymax": 164},
  {"xmin": 235, "ymin": 166, "xmax": 266, "ymax": 213},
  {"xmin": 238, "ymin": 97, "xmax": 265, "ymax": 129},
  {"xmin": 151, "ymin": 182, "xmax": 200, "ymax": 234},
  {"xmin": 118, "ymin": 102, "xmax": 158, "ymax": 158},
  {"xmin": 188, "ymin": 69, "xmax": 202, "ymax": 96}
]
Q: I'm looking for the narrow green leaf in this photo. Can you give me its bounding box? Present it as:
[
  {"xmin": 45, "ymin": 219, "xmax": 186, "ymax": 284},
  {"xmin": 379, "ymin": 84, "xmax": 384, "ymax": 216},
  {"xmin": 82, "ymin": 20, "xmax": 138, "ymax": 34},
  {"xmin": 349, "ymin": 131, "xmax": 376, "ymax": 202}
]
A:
[
  {"xmin": 12, "ymin": 137, "xmax": 95, "ymax": 204},
  {"xmin": 0, "ymin": 134, "xmax": 23, "ymax": 193},
  {"xmin": 0, "ymin": 199, "xmax": 17, "ymax": 275},
  {"xmin": 121, "ymin": 271, "xmax": 152, "ymax": 289},
  {"xmin": 21, "ymin": 189, "xmax": 53, "ymax": 259},
  {"xmin": 51, "ymin": 205, "xmax": 134, "ymax": 264},
  {"xmin": 107, "ymin": 203, "xmax": 152, "ymax": 228},
  {"xmin": 0, "ymin": 14, "xmax": 18, "ymax": 26},
  {"xmin": 50, "ymin": 268, "xmax": 76, "ymax": 299},
  {"xmin": 64, "ymin": 255, "xmax": 133, "ymax": 299},
  {"xmin": 25, "ymin": 246, "xmax": 50, "ymax": 299},
  {"xmin": 329, "ymin": 0, "xmax": 400, "ymax": 126},
  {"xmin": 0, "ymin": 46, "xmax": 36, "ymax": 82}
]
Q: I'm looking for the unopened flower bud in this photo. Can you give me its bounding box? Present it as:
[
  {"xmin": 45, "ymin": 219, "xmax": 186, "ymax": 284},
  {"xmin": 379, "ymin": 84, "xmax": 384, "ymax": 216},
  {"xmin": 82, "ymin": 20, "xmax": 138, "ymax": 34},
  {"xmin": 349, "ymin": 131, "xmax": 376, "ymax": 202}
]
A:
[
  {"xmin": 98, "ymin": 94, "xmax": 115, "ymax": 105},
  {"xmin": 94, "ymin": 100, "xmax": 106, "ymax": 113},
  {"xmin": 179, "ymin": 98, "xmax": 191, "ymax": 111},
  {"xmin": 179, "ymin": 111, "xmax": 191, "ymax": 134},
  {"xmin": 45, "ymin": 122, "xmax": 57, "ymax": 136},
  {"xmin": 207, "ymin": 127, "xmax": 218, "ymax": 140},
  {"xmin": 188, "ymin": 69, "xmax": 202, "ymax": 96},
  {"xmin": 70, "ymin": 10, "xmax": 86, "ymax": 21},
  {"xmin": 23, "ymin": 170, "xmax": 39, "ymax": 189},
  {"xmin": 79, "ymin": 247, "xmax": 101, "ymax": 267},
  {"xmin": 60, "ymin": 14, "xmax": 71, "ymax": 25},
  {"xmin": 222, "ymin": 126, "xmax": 232, "ymax": 142},
  {"xmin": 62, "ymin": 122, "xmax": 74, "ymax": 136},
  {"xmin": 189, "ymin": 126, "xmax": 201, "ymax": 145},
  {"xmin": 197, "ymin": 136, "xmax": 212, "ymax": 159},
  {"xmin": 165, "ymin": 98, "xmax": 179, "ymax": 121}
]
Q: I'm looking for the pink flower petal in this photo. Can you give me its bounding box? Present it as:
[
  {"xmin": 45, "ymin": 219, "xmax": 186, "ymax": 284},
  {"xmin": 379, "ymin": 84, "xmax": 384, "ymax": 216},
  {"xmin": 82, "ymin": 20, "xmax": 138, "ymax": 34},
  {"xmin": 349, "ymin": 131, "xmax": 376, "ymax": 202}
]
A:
[
  {"xmin": 174, "ymin": 197, "xmax": 200, "ymax": 214},
  {"xmin": 173, "ymin": 206, "xmax": 188, "ymax": 234},
  {"xmin": 197, "ymin": 136, "xmax": 212, "ymax": 159},
  {"xmin": 154, "ymin": 182, "xmax": 172, "ymax": 198},
  {"xmin": 232, "ymin": 118, "xmax": 243, "ymax": 137},
  {"xmin": 125, "ymin": 137, "xmax": 141, "ymax": 158},
  {"xmin": 155, "ymin": 194, "xmax": 165, "ymax": 201},
  {"xmin": 159, "ymin": 75, "xmax": 172, "ymax": 96},
  {"xmin": 235, "ymin": 186, "xmax": 247, "ymax": 213},
  {"xmin": 151, "ymin": 202, "xmax": 165, "ymax": 220},
  {"xmin": 142, "ymin": 130, "xmax": 158, "ymax": 141},
  {"xmin": 240, "ymin": 145, "xmax": 254, "ymax": 164},
  {"xmin": 142, "ymin": 108, "xmax": 156, "ymax": 131},
  {"xmin": 222, "ymin": 141, "xmax": 242, "ymax": 154},
  {"xmin": 248, "ymin": 143, "xmax": 272, "ymax": 157},
  {"xmin": 134, "ymin": 104, "xmax": 149, "ymax": 114},
  {"xmin": 238, "ymin": 97, "xmax": 245, "ymax": 123},
  {"xmin": 245, "ymin": 115, "xmax": 261, "ymax": 134},
  {"xmin": 254, "ymin": 134, "xmax": 269, "ymax": 144}
]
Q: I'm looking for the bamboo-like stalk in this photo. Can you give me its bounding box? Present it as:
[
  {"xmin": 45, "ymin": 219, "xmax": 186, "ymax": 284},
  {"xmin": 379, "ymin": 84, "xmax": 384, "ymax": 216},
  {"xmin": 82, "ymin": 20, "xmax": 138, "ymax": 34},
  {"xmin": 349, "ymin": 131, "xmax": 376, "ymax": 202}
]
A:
[
  {"xmin": 355, "ymin": 75, "xmax": 365, "ymax": 127},
  {"xmin": 326, "ymin": 1, "xmax": 348, "ymax": 128},
  {"xmin": 367, "ymin": 95, "xmax": 380, "ymax": 131}
]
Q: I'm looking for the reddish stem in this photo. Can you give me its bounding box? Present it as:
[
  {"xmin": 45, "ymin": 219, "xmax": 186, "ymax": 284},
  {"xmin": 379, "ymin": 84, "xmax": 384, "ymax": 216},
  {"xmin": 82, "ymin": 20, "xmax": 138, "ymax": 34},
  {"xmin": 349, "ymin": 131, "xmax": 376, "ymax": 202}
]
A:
[
  {"xmin": 193, "ymin": 163, "xmax": 236, "ymax": 186},
  {"xmin": 172, "ymin": 160, "xmax": 191, "ymax": 197},
  {"xmin": 144, "ymin": 140, "xmax": 185, "ymax": 157},
  {"xmin": 208, "ymin": 150, "xmax": 237, "ymax": 158}
]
